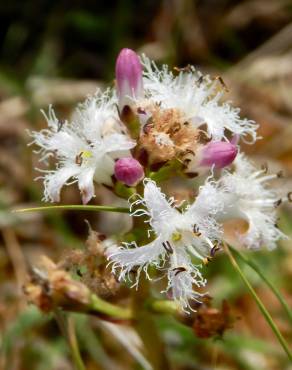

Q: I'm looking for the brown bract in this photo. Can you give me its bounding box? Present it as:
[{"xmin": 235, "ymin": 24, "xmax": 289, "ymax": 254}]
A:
[{"xmin": 138, "ymin": 106, "xmax": 200, "ymax": 166}]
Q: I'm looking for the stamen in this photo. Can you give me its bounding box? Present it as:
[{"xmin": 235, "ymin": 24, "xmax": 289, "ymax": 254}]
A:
[
  {"xmin": 57, "ymin": 119, "xmax": 65, "ymax": 132},
  {"xmin": 210, "ymin": 244, "xmax": 221, "ymax": 257},
  {"xmin": 162, "ymin": 241, "xmax": 173, "ymax": 254},
  {"xmin": 75, "ymin": 152, "xmax": 83, "ymax": 166},
  {"xmin": 172, "ymin": 267, "xmax": 187, "ymax": 276},
  {"xmin": 193, "ymin": 224, "xmax": 201, "ymax": 237},
  {"xmin": 215, "ymin": 76, "xmax": 229, "ymax": 92},
  {"xmin": 196, "ymin": 75, "xmax": 204, "ymax": 87},
  {"xmin": 173, "ymin": 65, "xmax": 192, "ymax": 73},
  {"xmin": 274, "ymin": 199, "xmax": 282, "ymax": 208},
  {"xmin": 75, "ymin": 150, "xmax": 93, "ymax": 166}
]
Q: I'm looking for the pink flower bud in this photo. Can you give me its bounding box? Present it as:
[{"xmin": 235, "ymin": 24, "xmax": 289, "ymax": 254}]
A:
[
  {"xmin": 114, "ymin": 157, "xmax": 144, "ymax": 186},
  {"xmin": 115, "ymin": 48, "xmax": 143, "ymax": 109},
  {"xmin": 199, "ymin": 141, "xmax": 238, "ymax": 169}
]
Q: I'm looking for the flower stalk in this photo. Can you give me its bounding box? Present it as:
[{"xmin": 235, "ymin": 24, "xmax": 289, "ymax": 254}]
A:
[
  {"xmin": 223, "ymin": 243, "xmax": 292, "ymax": 362},
  {"xmin": 54, "ymin": 311, "xmax": 86, "ymax": 370},
  {"xmin": 229, "ymin": 245, "xmax": 292, "ymax": 324}
]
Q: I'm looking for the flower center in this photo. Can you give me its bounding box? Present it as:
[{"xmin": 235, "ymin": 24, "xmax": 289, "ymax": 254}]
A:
[{"xmin": 171, "ymin": 232, "xmax": 182, "ymax": 242}]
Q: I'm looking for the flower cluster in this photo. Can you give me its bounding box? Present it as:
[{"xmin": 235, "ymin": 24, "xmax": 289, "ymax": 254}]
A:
[{"xmin": 30, "ymin": 48, "xmax": 289, "ymax": 312}]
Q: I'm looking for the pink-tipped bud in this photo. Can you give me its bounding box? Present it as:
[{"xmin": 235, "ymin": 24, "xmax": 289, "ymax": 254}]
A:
[
  {"xmin": 115, "ymin": 48, "xmax": 143, "ymax": 109},
  {"xmin": 199, "ymin": 141, "xmax": 238, "ymax": 168},
  {"xmin": 114, "ymin": 157, "xmax": 144, "ymax": 186}
]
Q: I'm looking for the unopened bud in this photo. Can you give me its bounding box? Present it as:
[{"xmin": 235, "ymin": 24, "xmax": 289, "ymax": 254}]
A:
[
  {"xmin": 114, "ymin": 157, "xmax": 144, "ymax": 186},
  {"xmin": 199, "ymin": 141, "xmax": 238, "ymax": 169},
  {"xmin": 115, "ymin": 48, "xmax": 143, "ymax": 109}
]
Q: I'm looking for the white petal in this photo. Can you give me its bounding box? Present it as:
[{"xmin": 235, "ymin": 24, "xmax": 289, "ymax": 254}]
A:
[
  {"xmin": 108, "ymin": 238, "xmax": 165, "ymax": 285},
  {"xmin": 165, "ymin": 249, "xmax": 206, "ymax": 312},
  {"xmin": 93, "ymin": 155, "xmax": 115, "ymax": 186},
  {"xmin": 143, "ymin": 180, "xmax": 179, "ymax": 234},
  {"xmin": 242, "ymin": 210, "xmax": 286, "ymax": 250},
  {"xmin": 103, "ymin": 133, "xmax": 136, "ymax": 153},
  {"xmin": 109, "ymin": 238, "xmax": 164, "ymax": 270},
  {"xmin": 78, "ymin": 167, "xmax": 96, "ymax": 204},
  {"xmin": 43, "ymin": 166, "xmax": 79, "ymax": 202}
]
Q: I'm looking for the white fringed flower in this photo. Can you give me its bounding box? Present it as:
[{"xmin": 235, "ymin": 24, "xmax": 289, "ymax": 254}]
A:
[
  {"xmin": 108, "ymin": 178, "xmax": 224, "ymax": 311},
  {"xmin": 30, "ymin": 90, "xmax": 136, "ymax": 204},
  {"xmin": 137, "ymin": 55, "xmax": 258, "ymax": 142},
  {"xmin": 219, "ymin": 153, "xmax": 287, "ymax": 250}
]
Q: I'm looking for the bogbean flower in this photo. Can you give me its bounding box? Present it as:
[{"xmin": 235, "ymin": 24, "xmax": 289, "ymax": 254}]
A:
[
  {"xmin": 132, "ymin": 55, "xmax": 258, "ymax": 143},
  {"xmin": 30, "ymin": 89, "xmax": 136, "ymax": 204},
  {"xmin": 218, "ymin": 153, "xmax": 288, "ymax": 250},
  {"xmin": 108, "ymin": 178, "xmax": 224, "ymax": 311}
]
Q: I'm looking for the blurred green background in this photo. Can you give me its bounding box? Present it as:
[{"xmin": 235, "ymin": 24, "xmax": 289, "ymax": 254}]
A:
[{"xmin": 0, "ymin": 1, "xmax": 292, "ymax": 369}]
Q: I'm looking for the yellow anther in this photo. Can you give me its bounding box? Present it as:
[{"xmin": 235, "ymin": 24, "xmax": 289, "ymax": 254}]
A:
[{"xmin": 171, "ymin": 232, "xmax": 182, "ymax": 242}]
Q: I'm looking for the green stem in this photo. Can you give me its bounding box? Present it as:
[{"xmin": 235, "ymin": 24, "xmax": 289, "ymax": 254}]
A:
[
  {"xmin": 67, "ymin": 316, "xmax": 86, "ymax": 370},
  {"xmin": 223, "ymin": 243, "xmax": 292, "ymax": 362},
  {"xmin": 149, "ymin": 300, "xmax": 180, "ymax": 316},
  {"xmin": 229, "ymin": 246, "xmax": 292, "ymax": 325},
  {"xmin": 13, "ymin": 204, "xmax": 130, "ymax": 214},
  {"xmin": 54, "ymin": 310, "xmax": 86, "ymax": 370},
  {"xmin": 88, "ymin": 294, "xmax": 133, "ymax": 320}
]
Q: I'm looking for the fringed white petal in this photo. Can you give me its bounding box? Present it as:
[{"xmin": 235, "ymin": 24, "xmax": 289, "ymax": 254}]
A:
[
  {"xmin": 140, "ymin": 55, "xmax": 258, "ymax": 142},
  {"xmin": 78, "ymin": 167, "xmax": 96, "ymax": 204},
  {"xmin": 219, "ymin": 152, "xmax": 287, "ymax": 250},
  {"xmin": 42, "ymin": 166, "xmax": 80, "ymax": 202},
  {"xmin": 103, "ymin": 133, "xmax": 136, "ymax": 153},
  {"xmin": 142, "ymin": 179, "xmax": 179, "ymax": 235},
  {"xmin": 108, "ymin": 238, "xmax": 165, "ymax": 288},
  {"xmin": 165, "ymin": 249, "xmax": 206, "ymax": 312}
]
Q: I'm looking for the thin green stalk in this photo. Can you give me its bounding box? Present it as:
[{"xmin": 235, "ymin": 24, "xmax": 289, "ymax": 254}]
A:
[
  {"xmin": 223, "ymin": 243, "xmax": 292, "ymax": 362},
  {"xmin": 229, "ymin": 245, "xmax": 292, "ymax": 324},
  {"xmin": 54, "ymin": 311, "xmax": 86, "ymax": 370},
  {"xmin": 13, "ymin": 204, "xmax": 130, "ymax": 214},
  {"xmin": 67, "ymin": 316, "xmax": 86, "ymax": 370}
]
